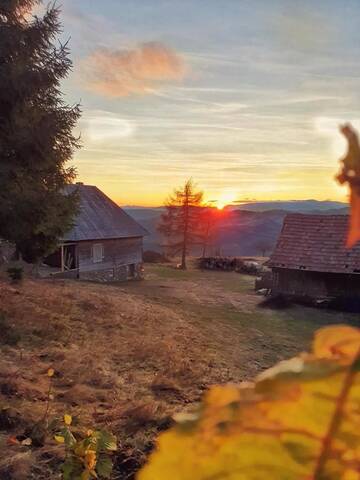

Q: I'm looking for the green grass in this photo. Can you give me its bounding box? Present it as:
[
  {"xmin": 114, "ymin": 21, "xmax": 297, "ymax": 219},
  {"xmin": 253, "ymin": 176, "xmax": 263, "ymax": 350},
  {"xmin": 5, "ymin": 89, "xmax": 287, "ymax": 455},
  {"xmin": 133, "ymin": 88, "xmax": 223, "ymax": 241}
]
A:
[
  {"xmin": 177, "ymin": 300, "xmax": 359, "ymax": 370},
  {"xmin": 146, "ymin": 264, "xmax": 255, "ymax": 292},
  {"xmin": 146, "ymin": 264, "xmax": 205, "ymax": 281},
  {"xmin": 126, "ymin": 262, "xmax": 359, "ymax": 372},
  {"xmin": 212, "ymin": 272, "xmax": 255, "ymax": 293}
]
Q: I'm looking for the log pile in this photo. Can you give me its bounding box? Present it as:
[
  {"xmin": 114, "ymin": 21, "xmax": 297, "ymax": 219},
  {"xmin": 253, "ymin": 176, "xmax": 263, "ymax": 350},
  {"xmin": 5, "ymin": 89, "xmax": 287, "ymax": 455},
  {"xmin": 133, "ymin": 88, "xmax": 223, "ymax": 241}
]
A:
[{"xmin": 197, "ymin": 257, "xmax": 262, "ymax": 275}]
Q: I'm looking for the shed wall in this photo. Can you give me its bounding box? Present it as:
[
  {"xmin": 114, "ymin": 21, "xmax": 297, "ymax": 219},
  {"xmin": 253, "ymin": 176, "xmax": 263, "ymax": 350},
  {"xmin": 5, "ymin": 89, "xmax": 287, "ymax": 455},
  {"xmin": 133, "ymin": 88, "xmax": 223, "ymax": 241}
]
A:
[
  {"xmin": 78, "ymin": 237, "xmax": 143, "ymax": 272},
  {"xmin": 273, "ymin": 268, "xmax": 360, "ymax": 297}
]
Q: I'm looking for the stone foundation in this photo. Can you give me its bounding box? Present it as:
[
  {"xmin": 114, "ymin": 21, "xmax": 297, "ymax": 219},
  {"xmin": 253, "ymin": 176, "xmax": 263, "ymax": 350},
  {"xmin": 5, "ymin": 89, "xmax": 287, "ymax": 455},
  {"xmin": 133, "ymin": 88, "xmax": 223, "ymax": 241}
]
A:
[{"xmin": 79, "ymin": 264, "xmax": 143, "ymax": 283}]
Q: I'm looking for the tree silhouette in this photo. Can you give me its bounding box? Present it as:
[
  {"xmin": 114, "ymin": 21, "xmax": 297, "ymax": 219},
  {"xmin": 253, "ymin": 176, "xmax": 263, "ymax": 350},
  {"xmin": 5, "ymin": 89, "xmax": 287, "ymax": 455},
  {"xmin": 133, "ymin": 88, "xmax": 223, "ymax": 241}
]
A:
[
  {"xmin": 158, "ymin": 179, "xmax": 203, "ymax": 269},
  {"xmin": 0, "ymin": 0, "xmax": 81, "ymax": 262}
]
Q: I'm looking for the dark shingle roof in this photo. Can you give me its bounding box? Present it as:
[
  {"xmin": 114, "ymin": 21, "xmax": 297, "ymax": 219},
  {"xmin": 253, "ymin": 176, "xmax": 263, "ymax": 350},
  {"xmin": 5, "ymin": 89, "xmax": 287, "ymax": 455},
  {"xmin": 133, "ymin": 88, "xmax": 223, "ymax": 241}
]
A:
[
  {"xmin": 268, "ymin": 214, "xmax": 360, "ymax": 274},
  {"xmin": 62, "ymin": 184, "xmax": 148, "ymax": 242}
]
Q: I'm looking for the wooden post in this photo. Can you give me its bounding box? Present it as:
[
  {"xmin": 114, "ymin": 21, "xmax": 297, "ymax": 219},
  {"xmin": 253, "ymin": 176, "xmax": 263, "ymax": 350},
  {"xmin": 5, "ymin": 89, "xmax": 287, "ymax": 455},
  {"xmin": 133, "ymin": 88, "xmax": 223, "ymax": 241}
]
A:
[
  {"xmin": 76, "ymin": 245, "xmax": 80, "ymax": 279},
  {"xmin": 60, "ymin": 244, "xmax": 64, "ymax": 272}
]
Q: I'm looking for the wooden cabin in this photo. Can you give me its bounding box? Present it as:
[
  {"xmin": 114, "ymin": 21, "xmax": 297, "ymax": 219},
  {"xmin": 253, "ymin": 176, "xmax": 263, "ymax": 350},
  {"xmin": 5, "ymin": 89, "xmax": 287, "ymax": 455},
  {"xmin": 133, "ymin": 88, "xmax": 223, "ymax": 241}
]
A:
[
  {"xmin": 267, "ymin": 214, "xmax": 360, "ymax": 299},
  {"xmin": 45, "ymin": 183, "xmax": 148, "ymax": 281}
]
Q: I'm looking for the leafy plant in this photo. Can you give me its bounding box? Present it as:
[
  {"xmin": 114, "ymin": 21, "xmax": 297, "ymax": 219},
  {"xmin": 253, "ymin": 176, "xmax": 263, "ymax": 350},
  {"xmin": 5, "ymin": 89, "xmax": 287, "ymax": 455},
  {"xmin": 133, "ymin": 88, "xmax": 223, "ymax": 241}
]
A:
[
  {"xmin": 139, "ymin": 325, "xmax": 360, "ymax": 480},
  {"xmin": 55, "ymin": 415, "xmax": 117, "ymax": 480}
]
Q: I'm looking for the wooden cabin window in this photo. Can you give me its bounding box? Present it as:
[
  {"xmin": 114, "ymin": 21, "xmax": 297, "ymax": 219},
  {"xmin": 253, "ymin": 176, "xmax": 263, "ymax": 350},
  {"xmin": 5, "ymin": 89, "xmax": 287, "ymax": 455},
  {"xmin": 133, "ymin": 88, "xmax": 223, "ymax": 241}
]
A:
[{"xmin": 92, "ymin": 243, "xmax": 104, "ymax": 263}]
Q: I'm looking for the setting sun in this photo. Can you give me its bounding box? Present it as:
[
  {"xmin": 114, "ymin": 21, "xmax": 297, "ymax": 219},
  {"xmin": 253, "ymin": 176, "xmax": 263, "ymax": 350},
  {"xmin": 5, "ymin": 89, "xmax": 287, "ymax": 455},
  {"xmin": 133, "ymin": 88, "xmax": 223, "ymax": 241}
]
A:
[{"xmin": 215, "ymin": 191, "xmax": 238, "ymax": 210}]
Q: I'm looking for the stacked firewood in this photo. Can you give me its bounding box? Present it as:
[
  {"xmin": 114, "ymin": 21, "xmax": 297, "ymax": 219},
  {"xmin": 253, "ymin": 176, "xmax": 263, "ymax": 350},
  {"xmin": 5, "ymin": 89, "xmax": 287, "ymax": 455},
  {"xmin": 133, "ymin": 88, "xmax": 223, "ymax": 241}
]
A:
[{"xmin": 197, "ymin": 257, "xmax": 261, "ymax": 275}]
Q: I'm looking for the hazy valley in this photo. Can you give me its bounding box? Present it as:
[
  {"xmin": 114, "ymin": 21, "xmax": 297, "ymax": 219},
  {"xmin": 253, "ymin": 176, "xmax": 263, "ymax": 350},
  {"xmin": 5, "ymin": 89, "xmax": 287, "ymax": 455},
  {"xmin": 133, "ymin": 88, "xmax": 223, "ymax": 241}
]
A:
[{"xmin": 125, "ymin": 200, "xmax": 348, "ymax": 256}]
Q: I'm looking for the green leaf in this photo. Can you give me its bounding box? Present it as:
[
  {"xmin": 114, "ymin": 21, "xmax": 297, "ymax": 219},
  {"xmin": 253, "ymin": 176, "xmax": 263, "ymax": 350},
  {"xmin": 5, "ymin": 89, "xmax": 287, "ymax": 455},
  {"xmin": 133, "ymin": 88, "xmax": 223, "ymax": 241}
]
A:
[
  {"xmin": 96, "ymin": 456, "xmax": 113, "ymax": 479},
  {"xmin": 62, "ymin": 455, "xmax": 84, "ymax": 480},
  {"xmin": 61, "ymin": 426, "xmax": 77, "ymax": 449},
  {"xmin": 62, "ymin": 459, "xmax": 75, "ymax": 480},
  {"xmin": 96, "ymin": 431, "xmax": 117, "ymax": 452}
]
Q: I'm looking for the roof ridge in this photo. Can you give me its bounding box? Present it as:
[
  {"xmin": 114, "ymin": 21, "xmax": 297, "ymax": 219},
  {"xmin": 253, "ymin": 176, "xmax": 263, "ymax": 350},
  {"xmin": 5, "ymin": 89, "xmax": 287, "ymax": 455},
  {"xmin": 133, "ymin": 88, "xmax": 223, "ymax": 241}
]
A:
[
  {"xmin": 62, "ymin": 184, "xmax": 149, "ymax": 241},
  {"xmin": 268, "ymin": 213, "xmax": 360, "ymax": 274}
]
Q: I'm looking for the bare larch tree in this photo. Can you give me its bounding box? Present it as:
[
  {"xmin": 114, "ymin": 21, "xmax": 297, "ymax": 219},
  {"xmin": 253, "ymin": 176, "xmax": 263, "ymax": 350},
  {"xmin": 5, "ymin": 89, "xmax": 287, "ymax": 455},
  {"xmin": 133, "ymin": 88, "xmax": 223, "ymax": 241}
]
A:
[{"xmin": 158, "ymin": 179, "xmax": 203, "ymax": 269}]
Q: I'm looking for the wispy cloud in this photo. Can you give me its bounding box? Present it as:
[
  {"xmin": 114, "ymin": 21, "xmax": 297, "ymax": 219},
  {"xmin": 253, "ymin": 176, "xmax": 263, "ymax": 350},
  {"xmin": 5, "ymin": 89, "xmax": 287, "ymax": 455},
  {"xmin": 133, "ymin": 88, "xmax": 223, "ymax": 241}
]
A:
[
  {"xmin": 64, "ymin": 0, "xmax": 360, "ymax": 205},
  {"xmin": 80, "ymin": 110, "xmax": 136, "ymax": 142},
  {"xmin": 82, "ymin": 42, "xmax": 186, "ymax": 97}
]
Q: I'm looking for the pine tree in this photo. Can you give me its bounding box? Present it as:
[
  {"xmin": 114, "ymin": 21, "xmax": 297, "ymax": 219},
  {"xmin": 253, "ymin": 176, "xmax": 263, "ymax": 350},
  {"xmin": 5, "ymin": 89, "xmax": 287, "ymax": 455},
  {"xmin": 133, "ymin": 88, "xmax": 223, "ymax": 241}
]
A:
[
  {"xmin": 158, "ymin": 179, "xmax": 203, "ymax": 269},
  {"xmin": 0, "ymin": 0, "xmax": 81, "ymax": 262}
]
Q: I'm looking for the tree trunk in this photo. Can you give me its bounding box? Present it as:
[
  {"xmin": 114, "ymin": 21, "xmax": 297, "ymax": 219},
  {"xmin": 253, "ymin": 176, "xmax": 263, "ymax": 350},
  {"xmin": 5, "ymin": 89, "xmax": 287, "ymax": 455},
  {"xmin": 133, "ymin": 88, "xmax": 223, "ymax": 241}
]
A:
[
  {"xmin": 202, "ymin": 221, "xmax": 210, "ymax": 258},
  {"xmin": 180, "ymin": 246, "xmax": 187, "ymax": 269},
  {"xmin": 181, "ymin": 195, "xmax": 189, "ymax": 270}
]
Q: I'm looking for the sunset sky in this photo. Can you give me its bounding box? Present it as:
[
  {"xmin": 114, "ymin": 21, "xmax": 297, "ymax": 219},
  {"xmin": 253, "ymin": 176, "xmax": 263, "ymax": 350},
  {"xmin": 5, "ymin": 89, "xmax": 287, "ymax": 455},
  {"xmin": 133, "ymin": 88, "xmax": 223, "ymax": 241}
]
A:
[{"xmin": 56, "ymin": 0, "xmax": 360, "ymax": 206}]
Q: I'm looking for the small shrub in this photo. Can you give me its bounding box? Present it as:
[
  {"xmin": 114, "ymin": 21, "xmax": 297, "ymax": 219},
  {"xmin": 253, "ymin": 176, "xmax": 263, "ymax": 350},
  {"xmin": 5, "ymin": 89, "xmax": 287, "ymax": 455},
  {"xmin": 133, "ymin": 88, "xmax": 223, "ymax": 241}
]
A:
[
  {"xmin": 7, "ymin": 265, "xmax": 23, "ymax": 283},
  {"xmin": 55, "ymin": 414, "xmax": 117, "ymax": 480}
]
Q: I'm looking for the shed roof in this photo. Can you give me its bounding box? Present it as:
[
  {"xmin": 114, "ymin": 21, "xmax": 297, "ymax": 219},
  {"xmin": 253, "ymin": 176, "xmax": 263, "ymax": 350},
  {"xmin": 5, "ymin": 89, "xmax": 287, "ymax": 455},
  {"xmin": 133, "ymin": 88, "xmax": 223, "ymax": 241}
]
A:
[
  {"xmin": 268, "ymin": 214, "xmax": 360, "ymax": 274},
  {"xmin": 62, "ymin": 184, "xmax": 148, "ymax": 242}
]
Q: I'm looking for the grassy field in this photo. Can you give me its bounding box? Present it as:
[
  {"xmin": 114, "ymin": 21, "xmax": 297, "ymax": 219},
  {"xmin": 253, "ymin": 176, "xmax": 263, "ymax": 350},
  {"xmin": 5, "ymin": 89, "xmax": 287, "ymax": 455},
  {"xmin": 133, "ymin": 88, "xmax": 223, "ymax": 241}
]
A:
[
  {"xmin": 0, "ymin": 262, "xmax": 358, "ymax": 479},
  {"xmin": 124, "ymin": 263, "xmax": 358, "ymax": 375}
]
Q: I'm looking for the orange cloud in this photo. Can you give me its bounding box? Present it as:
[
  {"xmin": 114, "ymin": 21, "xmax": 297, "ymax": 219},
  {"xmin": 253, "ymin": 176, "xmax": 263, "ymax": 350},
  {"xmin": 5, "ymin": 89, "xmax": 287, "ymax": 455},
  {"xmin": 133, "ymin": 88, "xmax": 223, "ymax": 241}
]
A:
[{"xmin": 83, "ymin": 42, "xmax": 186, "ymax": 97}]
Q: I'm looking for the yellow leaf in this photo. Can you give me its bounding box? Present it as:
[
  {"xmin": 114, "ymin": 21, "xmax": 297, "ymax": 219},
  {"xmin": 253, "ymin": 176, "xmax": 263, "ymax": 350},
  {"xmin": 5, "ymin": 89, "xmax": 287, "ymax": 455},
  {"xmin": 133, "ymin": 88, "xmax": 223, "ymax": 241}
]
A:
[
  {"xmin": 54, "ymin": 435, "xmax": 65, "ymax": 444},
  {"xmin": 84, "ymin": 450, "xmax": 97, "ymax": 470},
  {"xmin": 64, "ymin": 414, "xmax": 72, "ymax": 426},
  {"xmin": 342, "ymin": 469, "xmax": 360, "ymax": 480},
  {"xmin": 139, "ymin": 325, "xmax": 360, "ymax": 480},
  {"xmin": 75, "ymin": 444, "xmax": 87, "ymax": 457},
  {"xmin": 314, "ymin": 325, "xmax": 360, "ymax": 361},
  {"xmin": 47, "ymin": 368, "xmax": 55, "ymax": 377}
]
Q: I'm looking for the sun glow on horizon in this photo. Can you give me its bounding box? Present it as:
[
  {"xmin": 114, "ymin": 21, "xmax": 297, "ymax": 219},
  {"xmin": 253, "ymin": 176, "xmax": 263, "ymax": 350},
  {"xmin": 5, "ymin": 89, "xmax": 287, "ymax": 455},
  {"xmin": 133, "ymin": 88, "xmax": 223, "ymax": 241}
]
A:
[{"xmin": 215, "ymin": 191, "xmax": 238, "ymax": 210}]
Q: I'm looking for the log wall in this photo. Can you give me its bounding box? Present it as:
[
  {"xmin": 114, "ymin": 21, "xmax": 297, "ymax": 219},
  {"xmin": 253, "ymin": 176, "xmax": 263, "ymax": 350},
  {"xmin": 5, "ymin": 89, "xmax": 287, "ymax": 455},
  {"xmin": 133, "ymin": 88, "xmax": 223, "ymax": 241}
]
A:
[
  {"xmin": 78, "ymin": 237, "xmax": 143, "ymax": 281},
  {"xmin": 272, "ymin": 268, "xmax": 360, "ymax": 298}
]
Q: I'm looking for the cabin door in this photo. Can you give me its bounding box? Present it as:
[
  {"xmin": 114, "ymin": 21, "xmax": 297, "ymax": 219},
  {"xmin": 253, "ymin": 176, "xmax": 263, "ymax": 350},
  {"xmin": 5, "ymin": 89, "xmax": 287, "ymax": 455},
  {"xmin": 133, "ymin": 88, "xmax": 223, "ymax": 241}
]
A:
[{"xmin": 61, "ymin": 244, "xmax": 78, "ymax": 271}]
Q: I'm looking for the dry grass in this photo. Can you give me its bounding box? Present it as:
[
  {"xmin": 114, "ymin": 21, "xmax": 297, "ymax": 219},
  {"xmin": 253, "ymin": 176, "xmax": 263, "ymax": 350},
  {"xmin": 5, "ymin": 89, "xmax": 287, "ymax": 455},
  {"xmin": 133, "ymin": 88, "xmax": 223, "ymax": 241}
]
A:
[
  {"xmin": 0, "ymin": 264, "xmax": 357, "ymax": 479},
  {"xmin": 0, "ymin": 277, "xmax": 238, "ymax": 479}
]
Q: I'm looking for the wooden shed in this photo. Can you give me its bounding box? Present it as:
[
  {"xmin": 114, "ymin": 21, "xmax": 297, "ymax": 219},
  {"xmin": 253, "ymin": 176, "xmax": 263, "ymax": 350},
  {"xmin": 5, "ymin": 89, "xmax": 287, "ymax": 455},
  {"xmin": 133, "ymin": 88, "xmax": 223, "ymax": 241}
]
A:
[
  {"xmin": 45, "ymin": 183, "xmax": 148, "ymax": 281},
  {"xmin": 267, "ymin": 214, "xmax": 360, "ymax": 299}
]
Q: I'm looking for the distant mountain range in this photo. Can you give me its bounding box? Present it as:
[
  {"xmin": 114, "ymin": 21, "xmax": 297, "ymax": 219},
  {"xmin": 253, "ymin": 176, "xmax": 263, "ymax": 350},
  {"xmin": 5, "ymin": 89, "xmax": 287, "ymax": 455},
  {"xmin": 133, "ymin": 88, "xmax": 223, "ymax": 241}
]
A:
[
  {"xmin": 124, "ymin": 200, "xmax": 348, "ymax": 257},
  {"xmin": 227, "ymin": 200, "xmax": 347, "ymax": 212}
]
